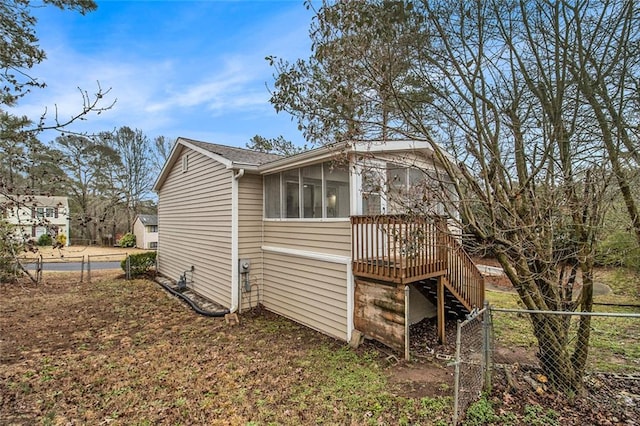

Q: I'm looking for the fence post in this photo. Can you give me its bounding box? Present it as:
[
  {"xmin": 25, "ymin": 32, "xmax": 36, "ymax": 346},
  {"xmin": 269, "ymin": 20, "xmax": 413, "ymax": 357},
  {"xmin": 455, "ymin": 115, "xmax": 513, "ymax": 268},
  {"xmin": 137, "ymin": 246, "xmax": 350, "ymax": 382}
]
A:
[
  {"xmin": 453, "ymin": 319, "xmax": 462, "ymax": 425},
  {"xmin": 87, "ymin": 255, "xmax": 91, "ymax": 283},
  {"xmin": 483, "ymin": 301, "xmax": 492, "ymax": 392},
  {"xmin": 37, "ymin": 254, "xmax": 43, "ymax": 284},
  {"xmin": 126, "ymin": 254, "xmax": 131, "ymax": 280},
  {"xmin": 80, "ymin": 255, "xmax": 85, "ymax": 283}
]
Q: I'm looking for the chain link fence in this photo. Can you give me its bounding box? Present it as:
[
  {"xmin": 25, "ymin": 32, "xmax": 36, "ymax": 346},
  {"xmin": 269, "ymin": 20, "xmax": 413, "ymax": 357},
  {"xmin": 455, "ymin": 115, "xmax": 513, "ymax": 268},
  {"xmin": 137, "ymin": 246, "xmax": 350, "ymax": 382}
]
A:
[
  {"xmin": 452, "ymin": 305, "xmax": 640, "ymax": 424},
  {"xmin": 16, "ymin": 253, "xmax": 128, "ymax": 283},
  {"xmin": 452, "ymin": 306, "xmax": 490, "ymax": 425},
  {"xmin": 490, "ymin": 308, "xmax": 640, "ymax": 391}
]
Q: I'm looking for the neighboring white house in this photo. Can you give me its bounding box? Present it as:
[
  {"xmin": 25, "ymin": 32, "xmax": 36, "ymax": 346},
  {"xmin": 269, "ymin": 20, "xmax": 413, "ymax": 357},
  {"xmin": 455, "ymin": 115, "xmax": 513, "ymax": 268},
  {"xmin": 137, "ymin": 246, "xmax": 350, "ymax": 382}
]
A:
[
  {"xmin": 2, "ymin": 195, "xmax": 70, "ymax": 246},
  {"xmin": 133, "ymin": 214, "xmax": 158, "ymax": 249}
]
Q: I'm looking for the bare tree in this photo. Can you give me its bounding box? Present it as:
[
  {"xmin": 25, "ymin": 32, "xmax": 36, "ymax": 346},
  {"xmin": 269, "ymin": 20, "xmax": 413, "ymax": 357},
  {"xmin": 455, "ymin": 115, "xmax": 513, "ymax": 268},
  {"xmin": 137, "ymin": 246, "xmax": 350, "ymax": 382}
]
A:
[
  {"xmin": 100, "ymin": 127, "xmax": 154, "ymax": 231},
  {"xmin": 151, "ymin": 135, "xmax": 175, "ymax": 172},
  {"xmin": 269, "ymin": 0, "xmax": 633, "ymax": 390},
  {"xmin": 55, "ymin": 134, "xmax": 121, "ymax": 242},
  {"xmin": 0, "ymin": 0, "xmax": 114, "ymax": 282}
]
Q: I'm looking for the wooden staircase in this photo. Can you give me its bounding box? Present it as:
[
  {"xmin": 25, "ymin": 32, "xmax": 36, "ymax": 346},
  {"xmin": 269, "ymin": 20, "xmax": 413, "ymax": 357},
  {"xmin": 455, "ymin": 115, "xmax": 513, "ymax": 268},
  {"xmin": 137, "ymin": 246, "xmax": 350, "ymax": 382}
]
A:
[
  {"xmin": 414, "ymin": 279, "xmax": 469, "ymax": 319},
  {"xmin": 351, "ymin": 215, "xmax": 484, "ymax": 345}
]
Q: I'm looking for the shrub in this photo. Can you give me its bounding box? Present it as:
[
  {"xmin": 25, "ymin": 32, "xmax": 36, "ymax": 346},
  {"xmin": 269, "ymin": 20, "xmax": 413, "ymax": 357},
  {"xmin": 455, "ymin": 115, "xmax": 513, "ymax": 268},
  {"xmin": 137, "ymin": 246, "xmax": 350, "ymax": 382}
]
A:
[
  {"xmin": 121, "ymin": 251, "xmax": 156, "ymax": 277},
  {"xmin": 37, "ymin": 234, "xmax": 53, "ymax": 246},
  {"xmin": 119, "ymin": 232, "xmax": 136, "ymax": 248},
  {"xmin": 55, "ymin": 234, "xmax": 66, "ymax": 247},
  {"xmin": 595, "ymin": 231, "xmax": 640, "ymax": 270}
]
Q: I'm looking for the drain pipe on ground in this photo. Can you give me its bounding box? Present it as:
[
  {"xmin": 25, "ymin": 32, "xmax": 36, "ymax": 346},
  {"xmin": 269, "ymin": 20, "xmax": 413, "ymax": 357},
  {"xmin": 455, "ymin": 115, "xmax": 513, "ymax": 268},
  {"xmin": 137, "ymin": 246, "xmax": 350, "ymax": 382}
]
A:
[{"xmin": 157, "ymin": 280, "xmax": 230, "ymax": 317}]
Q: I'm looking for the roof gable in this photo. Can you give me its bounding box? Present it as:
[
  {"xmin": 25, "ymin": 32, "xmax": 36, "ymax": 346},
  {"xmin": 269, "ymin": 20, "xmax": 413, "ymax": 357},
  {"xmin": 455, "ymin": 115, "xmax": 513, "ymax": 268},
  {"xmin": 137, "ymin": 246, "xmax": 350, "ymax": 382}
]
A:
[
  {"xmin": 183, "ymin": 138, "xmax": 281, "ymax": 166},
  {"xmin": 135, "ymin": 214, "xmax": 157, "ymax": 226},
  {"xmin": 153, "ymin": 137, "xmax": 282, "ymax": 191}
]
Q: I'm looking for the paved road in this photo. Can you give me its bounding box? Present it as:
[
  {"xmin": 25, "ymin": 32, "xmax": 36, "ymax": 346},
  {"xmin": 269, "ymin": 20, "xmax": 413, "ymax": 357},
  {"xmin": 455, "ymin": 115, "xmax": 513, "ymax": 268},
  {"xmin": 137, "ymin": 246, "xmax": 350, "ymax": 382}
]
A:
[{"xmin": 25, "ymin": 261, "xmax": 121, "ymax": 271}]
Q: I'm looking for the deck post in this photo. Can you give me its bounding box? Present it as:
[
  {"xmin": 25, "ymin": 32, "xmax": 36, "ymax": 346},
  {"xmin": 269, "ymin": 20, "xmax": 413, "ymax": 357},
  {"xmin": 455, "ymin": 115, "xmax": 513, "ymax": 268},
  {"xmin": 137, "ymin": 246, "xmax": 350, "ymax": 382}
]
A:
[{"xmin": 437, "ymin": 276, "xmax": 446, "ymax": 344}]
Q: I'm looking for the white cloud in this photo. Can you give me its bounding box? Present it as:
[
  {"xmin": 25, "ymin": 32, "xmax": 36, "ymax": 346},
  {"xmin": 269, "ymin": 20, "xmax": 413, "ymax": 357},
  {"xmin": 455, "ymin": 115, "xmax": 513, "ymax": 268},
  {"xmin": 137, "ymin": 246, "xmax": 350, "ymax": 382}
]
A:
[{"xmin": 9, "ymin": 2, "xmax": 313, "ymax": 145}]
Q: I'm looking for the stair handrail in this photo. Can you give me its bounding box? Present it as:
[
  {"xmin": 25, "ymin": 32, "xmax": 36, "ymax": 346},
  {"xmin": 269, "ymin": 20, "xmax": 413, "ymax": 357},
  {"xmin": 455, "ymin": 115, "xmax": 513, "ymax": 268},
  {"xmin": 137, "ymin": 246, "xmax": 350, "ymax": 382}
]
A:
[{"xmin": 434, "ymin": 218, "xmax": 485, "ymax": 310}]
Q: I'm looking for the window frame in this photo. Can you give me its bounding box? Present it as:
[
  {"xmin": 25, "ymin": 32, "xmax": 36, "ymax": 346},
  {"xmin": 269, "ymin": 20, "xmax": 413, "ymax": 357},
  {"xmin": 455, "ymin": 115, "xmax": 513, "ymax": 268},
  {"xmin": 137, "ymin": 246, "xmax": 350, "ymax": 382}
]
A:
[{"xmin": 264, "ymin": 161, "xmax": 351, "ymax": 221}]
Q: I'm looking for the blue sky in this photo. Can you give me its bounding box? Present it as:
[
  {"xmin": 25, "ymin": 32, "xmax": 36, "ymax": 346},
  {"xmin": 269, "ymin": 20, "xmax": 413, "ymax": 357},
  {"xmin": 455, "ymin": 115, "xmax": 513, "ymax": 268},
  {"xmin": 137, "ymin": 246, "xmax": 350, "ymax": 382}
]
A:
[{"xmin": 15, "ymin": 0, "xmax": 314, "ymax": 148}]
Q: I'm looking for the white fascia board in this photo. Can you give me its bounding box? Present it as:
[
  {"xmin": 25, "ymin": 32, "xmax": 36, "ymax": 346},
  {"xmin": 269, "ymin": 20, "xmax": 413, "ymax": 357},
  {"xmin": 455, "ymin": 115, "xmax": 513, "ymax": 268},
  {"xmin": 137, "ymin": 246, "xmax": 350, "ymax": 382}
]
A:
[
  {"xmin": 257, "ymin": 142, "xmax": 348, "ymax": 174},
  {"xmin": 258, "ymin": 139, "xmax": 451, "ymax": 176},
  {"xmin": 351, "ymin": 139, "xmax": 431, "ymax": 154},
  {"xmin": 261, "ymin": 245, "xmax": 351, "ymax": 265}
]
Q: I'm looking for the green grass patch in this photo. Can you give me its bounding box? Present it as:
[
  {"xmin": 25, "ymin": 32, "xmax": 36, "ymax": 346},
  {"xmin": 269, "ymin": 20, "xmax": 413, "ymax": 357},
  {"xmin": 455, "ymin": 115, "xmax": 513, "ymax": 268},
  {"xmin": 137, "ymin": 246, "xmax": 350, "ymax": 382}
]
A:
[{"xmin": 487, "ymin": 275, "xmax": 640, "ymax": 374}]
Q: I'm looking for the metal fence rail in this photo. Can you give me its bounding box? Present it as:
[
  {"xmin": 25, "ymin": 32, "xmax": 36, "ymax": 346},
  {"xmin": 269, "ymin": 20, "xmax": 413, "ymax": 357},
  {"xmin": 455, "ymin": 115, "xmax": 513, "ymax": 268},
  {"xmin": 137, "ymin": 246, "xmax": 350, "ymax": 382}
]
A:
[{"xmin": 489, "ymin": 308, "xmax": 640, "ymax": 389}]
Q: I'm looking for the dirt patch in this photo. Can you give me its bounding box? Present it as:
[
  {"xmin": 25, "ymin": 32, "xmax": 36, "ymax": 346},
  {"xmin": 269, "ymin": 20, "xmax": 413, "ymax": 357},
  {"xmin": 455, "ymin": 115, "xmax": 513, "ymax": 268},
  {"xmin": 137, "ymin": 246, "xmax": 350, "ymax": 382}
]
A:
[
  {"xmin": 387, "ymin": 361, "xmax": 454, "ymax": 399},
  {"xmin": 488, "ymin": 367, "xmax": 640, "ymax": 426},
  {"xmin": 493, "ymin": 345, "xmax": 538, "ymax": 366}
]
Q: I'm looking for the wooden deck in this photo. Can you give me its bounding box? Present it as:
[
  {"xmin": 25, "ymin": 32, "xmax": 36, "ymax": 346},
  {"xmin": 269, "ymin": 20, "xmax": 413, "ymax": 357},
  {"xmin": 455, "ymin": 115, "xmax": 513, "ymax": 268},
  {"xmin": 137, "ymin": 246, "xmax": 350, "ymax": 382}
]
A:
[
  {"xmin": 351, "ymin": 215, "xmax": 485, "ymax": 348},
  {"xmin": 351, "ymin": 215, "xmax": 448, "ymax": 284},
  {"xmin": 351, "ymin": 214, "xmax": 485, "ymax": 314}
]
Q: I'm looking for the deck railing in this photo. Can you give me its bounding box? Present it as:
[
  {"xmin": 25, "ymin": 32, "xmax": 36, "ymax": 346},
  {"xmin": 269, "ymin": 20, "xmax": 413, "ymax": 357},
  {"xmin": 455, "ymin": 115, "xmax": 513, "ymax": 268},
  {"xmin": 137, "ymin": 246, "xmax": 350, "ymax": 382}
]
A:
[
  {"xmin": 440, "ymin": 231, "xmax": 485, "ymax": 310},
  {"xmin": 351, "ymin": 215, "xmax": 447, "ymax": 283},
  {"xmin": 351, "ymin": 215, "xmax": 485, "ymax": 310}
]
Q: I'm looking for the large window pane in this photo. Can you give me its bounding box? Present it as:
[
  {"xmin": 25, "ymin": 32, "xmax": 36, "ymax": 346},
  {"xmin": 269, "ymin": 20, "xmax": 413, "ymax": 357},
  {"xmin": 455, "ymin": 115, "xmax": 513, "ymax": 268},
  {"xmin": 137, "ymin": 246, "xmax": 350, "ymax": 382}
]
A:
[
  {"xmin": 283, "ymin": 169, "xmax": 300, "ymax": 218},
  {"xmin": 324, "ymin": 162, "xmax": 350, "ymax": 218},
  {"xmin": 264, "ymin": 173, "xmax": 281, "ymax": 218},
  {"xmin": 302, "ymin": 164, "xmax": 323, "ymax": 218}
]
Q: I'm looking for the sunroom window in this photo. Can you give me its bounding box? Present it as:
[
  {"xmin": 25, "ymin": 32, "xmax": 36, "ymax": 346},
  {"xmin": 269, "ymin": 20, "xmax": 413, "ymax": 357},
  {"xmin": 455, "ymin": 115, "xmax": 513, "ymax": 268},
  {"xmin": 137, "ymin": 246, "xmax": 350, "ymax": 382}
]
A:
[
  {"xmin": 303, "ymin": 164, "xmax": 322, "ymax": 218},
  {"xmin": 385, "ymin": 162, "xmax": 449, "ymax": 215},
  {"xmin": 264, "ymin": 161, "xmax": 350, "ymax": 219},
  {"xmin": 283, "ymin": 169, "xmax": 300, "ymax": 218},
  {"xmin": 324, "ymin": 162, "xmax": 349, "ymax": 218},
  {"xmin": 264, "ymin": 174, "xmax": 281, "ymax": 218}
]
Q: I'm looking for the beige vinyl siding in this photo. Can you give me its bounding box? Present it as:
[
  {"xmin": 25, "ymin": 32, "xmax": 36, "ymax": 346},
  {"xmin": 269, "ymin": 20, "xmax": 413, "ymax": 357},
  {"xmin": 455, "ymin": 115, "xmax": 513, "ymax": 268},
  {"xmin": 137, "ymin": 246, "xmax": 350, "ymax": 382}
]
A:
[
  {"xmin": 157, "ymin": 148, "xmax": 233, "ymax": 307},
  {"xmin": 263, "ymin": 221, "xmax": 351, "ymax": 257},
  {"xmin": 262, "ymin": 251, "xmax": 348, "ymax": 340},
  {"xmin": 238, "ymin": 173, "xmax": 263, "ymax": 311},
  {"xmin": 132, "ymin": 219, "xmax": 145, "ymax": 248},
  {"xmin": 261, "ymin": 220, "xmax": 351, "ymax": 340}
]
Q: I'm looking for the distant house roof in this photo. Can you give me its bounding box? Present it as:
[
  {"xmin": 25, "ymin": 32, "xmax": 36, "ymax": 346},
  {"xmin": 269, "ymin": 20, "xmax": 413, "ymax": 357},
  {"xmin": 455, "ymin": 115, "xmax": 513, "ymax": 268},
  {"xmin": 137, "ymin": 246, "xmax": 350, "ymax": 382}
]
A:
[
  {"xmin": 135, "ymin": 214, "xmax": 157, "ymax": 226},
  {"xmin": 0, "ymin": 195, "xmax": 69, "ymax": 209}
]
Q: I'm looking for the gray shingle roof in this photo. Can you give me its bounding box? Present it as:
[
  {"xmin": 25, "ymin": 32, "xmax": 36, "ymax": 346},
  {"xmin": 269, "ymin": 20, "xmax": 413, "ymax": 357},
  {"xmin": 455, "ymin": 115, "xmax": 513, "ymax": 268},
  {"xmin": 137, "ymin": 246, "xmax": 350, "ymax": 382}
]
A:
[
  {"xmin": 182, "ymin": 138, "xmax": 282, "ymax": 166},
  {"xmin": 136, "ymin": 214, "xmax": 157, "ymax": 226}
]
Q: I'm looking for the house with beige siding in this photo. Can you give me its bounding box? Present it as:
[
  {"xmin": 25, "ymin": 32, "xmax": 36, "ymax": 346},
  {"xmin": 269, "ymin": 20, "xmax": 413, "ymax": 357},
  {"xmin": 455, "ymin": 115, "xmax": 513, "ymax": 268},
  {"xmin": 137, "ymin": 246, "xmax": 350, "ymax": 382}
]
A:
[
  {"xmin": 153, "ymin": 138, "xmax": 484, "ymax": 354},
  {"xmin": 132, "ymin": 214, "xmax": 158, "ymax": 249}
]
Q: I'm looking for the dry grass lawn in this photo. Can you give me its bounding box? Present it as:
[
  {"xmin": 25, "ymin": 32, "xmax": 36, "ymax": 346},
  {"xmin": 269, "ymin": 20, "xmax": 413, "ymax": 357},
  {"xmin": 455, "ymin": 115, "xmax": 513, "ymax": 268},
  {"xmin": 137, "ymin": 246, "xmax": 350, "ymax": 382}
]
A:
[{"xmin": 0, "ymin": 272, "xmax": 452, "ymax": 425}]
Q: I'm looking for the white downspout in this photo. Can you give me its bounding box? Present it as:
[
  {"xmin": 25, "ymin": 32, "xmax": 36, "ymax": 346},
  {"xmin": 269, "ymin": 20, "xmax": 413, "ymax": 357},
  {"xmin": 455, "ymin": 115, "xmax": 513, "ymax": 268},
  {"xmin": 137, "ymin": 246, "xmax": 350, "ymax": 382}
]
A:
[{"xmin": 230, "ymin": 168, "xmax": 245, "ymax": 313}]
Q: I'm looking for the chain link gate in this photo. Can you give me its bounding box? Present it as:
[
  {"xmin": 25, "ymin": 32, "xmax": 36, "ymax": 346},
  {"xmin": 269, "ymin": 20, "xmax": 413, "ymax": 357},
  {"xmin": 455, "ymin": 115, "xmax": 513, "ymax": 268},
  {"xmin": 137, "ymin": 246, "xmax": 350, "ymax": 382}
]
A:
[{"xmin": 452, "ymin": 305, "xmax": 491, "ymax": 425}]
